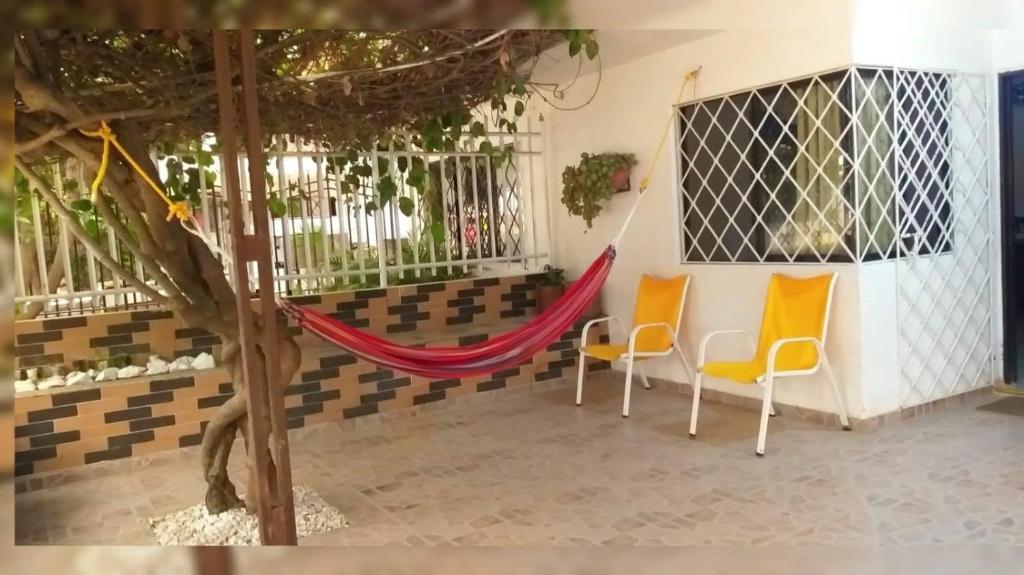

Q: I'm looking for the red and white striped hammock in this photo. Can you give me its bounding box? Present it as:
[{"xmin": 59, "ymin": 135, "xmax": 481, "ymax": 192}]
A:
[{"xmin": 279, "ymin": 191, "xmax": 645, "ymax": 379}]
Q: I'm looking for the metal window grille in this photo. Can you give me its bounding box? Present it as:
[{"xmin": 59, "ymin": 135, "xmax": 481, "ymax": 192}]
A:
[{"xmin": 15, "ymin": 124, "xmax": 545, "ymax": 316}]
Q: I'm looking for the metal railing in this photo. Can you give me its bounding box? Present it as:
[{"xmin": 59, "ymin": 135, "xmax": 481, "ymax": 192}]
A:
[{"xmin": 14, "ymin": 123, "xmax": 547, "ymax": 317}]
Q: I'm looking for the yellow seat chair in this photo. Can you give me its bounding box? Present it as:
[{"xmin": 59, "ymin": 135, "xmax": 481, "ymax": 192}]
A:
[
  {"xmin": 576, "ymin": 274, "xmax": 694, "ymax": 417},
  {"xmin": 690, "ymin": 272, "xmax": 851, "ymax": 456}
]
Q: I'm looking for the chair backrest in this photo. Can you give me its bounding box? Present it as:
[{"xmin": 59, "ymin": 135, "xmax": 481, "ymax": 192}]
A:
[
  {"xmin": 754, "ymin": 273, "xmax": 837, "ymax": 372},
  {"xmin": 631, "ymin": 274, "xmax": 689, "ymax": 353}
]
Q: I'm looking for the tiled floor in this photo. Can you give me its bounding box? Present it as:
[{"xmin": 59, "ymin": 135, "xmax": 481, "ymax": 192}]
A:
[{"xmin": 14, "ymin": 373, "xmax": 1024, "ymax": 546}]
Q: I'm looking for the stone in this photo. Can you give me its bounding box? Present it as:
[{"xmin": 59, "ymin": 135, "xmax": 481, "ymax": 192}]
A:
[
  {"xmin": 191, "ymin": 352, "xmax": 216, "ymax": 370},
  {"xmin": 36, "ymin": 375, "xmax": 66, "ymax": 390},
  {"xmin": 15, "ymin": 380, "xmax": 36, "ymax": 394},
  {"xmin": 25, "ymin": 368, "xmax": 39, "ymax": 382},
  {"xmin": 87, "ymin": 368, "xmax": 97, "ymax": 378},
  {"xmin": 148, "ymin": 485, "xmax": 347, "ymax": 546},
  {"xmin": 145, "ymin": 355, "xmax": 170, "ymax": 375},
  {"xmin": 168, "ymin": 356, "xmax": 194, "ymax": 372},
  {"xmin": 65, "ymin": 371, "xmax": 94, "ymax": 386},
  {"xmin": 117, "ymin": 365, "xmax": 145, "ymax": 379},
  {"xmin": 95, "ymin": 367, "xmax": 120, "ymax": 382}
]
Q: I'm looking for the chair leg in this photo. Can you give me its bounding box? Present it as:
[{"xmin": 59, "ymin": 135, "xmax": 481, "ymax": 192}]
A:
[
  {"xmin": 575, "ymin": 351, "xmax": 587, "ymax": 406},
  {"xmin": 689, "ymin": 371, "xmax": 702, "ymax": 438},
  {"xmin": 821, "ymin": 354, "xmax": 852, "ymax": 431},
  {"xmin": 756, "ymin": 376, "xmax": 774, "ymax": 456},
  {"xmin": 637, "ymin": 364, "xmax": 651, "ymax": 389},
  {"xmin": 769, "ymin": 402, "xmax": 776, "ymax": 417},
  {"xmin": 622, "ymin": 354, "xmax": 635, "ymax": 418}
]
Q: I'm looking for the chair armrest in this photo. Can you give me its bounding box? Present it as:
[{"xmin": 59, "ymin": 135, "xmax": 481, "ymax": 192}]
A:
[
  {"xmin": 627, "ymin": 322, "xmax": 680, "ymax": 353},
  {"xmin": 765, "ymin": 337, "xmax": 824, "ymax": 376},
  {"xmin": 581, "ymin": 316, "xmax": 626, "ymax": 345},
  {"xmin": 698, "ymin": 329, "xmax": 756, "ymax": 366}
]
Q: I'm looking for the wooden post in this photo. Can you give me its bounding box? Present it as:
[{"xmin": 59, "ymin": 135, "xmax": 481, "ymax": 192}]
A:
[{"xmin": 211, "ymin": 29, "xmax": 298, "ymax": 546}]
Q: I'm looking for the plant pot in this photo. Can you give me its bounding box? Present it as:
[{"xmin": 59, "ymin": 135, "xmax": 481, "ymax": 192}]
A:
[
  {"xmin": 536, "ymin": 285, "xmax": 565, "ymax": 313},
  {"xmin": 610, "ymin": 166, "xmax": 632, "ymax": 193}
]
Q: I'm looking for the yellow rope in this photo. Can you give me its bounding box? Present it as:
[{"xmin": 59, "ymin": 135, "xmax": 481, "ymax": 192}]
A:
[
  {"xmin": 79, "ymin": 121, "xmax": 191, "ymax": 222},
  {"xmin": 639, "ymin": 66, "xmax": 702, "ymax": 192}
]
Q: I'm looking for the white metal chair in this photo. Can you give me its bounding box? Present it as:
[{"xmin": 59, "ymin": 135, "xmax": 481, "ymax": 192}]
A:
[
  {"xmin": 689, "ymin": 272, "xmax": 850, "ymax": 456},
  {"xmin": 576, "ymin": 274, "xmax": 694, "ymax": 417}
]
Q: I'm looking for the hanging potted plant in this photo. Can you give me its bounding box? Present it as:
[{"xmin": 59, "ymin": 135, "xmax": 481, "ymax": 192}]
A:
[
  {"xmin": 560, "ymin": 152, "xmax": 637, "ymax": 228},
  {"xmin": 536, "ymin": 265, "xmax": 565, "ymax": 313}
]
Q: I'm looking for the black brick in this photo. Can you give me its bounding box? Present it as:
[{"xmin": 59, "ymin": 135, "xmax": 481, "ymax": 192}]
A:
[
  {"xmin": 179, "ymin": 433, "xmax": 204, "ymax": 448},
  {"xmin": 336, "ymin": 300, "xmax": 369, "ymax": 311},
  {"xmin": 588, "ymin": 361, "xmax": 612, "ymax": 372},
  {"xmin": 108, "ymin": 343, "xmax": 151, "ymax": 357},
  {"xmin": 378, "ymin": 377, "xmax": 411, "ymax": 391},
  {"xmin": 20, "ymin": 353, "xmax": 66, "ymax": 368},
  {"xmin": 387, "ymin": 322, "xmax": 418, "ymax": 333},
  {"xmin": 346, "ymin": 318, "xmax": 370, "ymax": 328},
  {"xmin": 413, "ymin": 391, "xmax": 445, "ymax": 405},
  {"xmin": 500, "ymin": 291, "xmax": 528, "ymax": 302},
  {"xmin": 328, "ymin": 310, "xmax": 357, "ymax": 322},
  {"xmin": 458, "ymin": 304, "xmax": 486, "ymax": 317},
  {"xmin": 51, "ymin": 388, "xmax": 102, "ymax": 407},
  {"xmin": 354, "ymin": 288, "xmax": 387, "ymax": 300},
  {"xmin": 510, "ymin": 282, "xmax": 534, "ymax": 292},
  {"xmin": 387, "ymin": 303, "xmax": 420, "ymax": 315},
  {"xmin": 150, "ymin": 376, "xmax": 195, "ymax": 393},
  {"xmin": 287, "ymin": 417, "xmax": 305, "ymax": 430},
  {"xmin": 42, "ymin": 316, "xmax": 87, "ymax": 330},
  {"xmin": 473, "ymin": 277, "xmax": 501, "ymax": 287},
  {"xmin": 89, "ymin": 334, "xmax": 133, "ymax": 348},
  {"xmin": 285, "ymin": 381, "xmax": 321, "ymax": 396},
  {"xmin": 107, "ymin": 321, "xmax": 150, "ymax": 335},
  {"xmin": 29, "ymin": 430, "xmax": 80, "ymax": 448},
  {"xmin": 493, "ymin": 367, "xmax": 521, "ymax": 378},
  {"xmin": 400, "ymin": 293, "xmax": 431, "ymax": 304},
  {"xmin": 320, "ymin": 354, "xmax": 357, "ymax": 369},
  {"xmin": 359, "ymin": 369, "xmax": 394, "ymax": 383},
  {"xmin": 302, "ymin": 389, "xmax": 341, "ymax": 405},
  {"xmin": 343, "ymin": 403, "xmax": 378, "ymax": 419},
  {"xmin": 429, "ymin": 378, "xmax": 460, "ymax": 392},
  {"xmin": 457, "ymin": 287, "xmax": 485, "ymax": 297},
  {"xmin": 15, "ymin": 421, "xmax": 54, "ymax": 438},
  {"xmin": 399, "ymin": 311, "xmax": 430, "ymax": 323},
  {"xmin": 288, "ymin": 294, "xmax": 322, "ymax": 305},
  {"xmin": 17, "ymin": 331, "xmax": 62, "ymax": 345},
  {"xmin": 535, "ymin": 370, "xmax": 562, "ymax": 382},
  {"xmin": 16, "ymin": 446, "xmax": 57, "ymax": 464},
  {"xmin": 360, "ymin": 390, "xmax": 396, "ymax": 404},
  {"xmin": 13, "ymin": 344, "xmax": 44, "ymax": 357},
  {"xmin": 15, "ymin": 462, "xmax": 34, "ymax": 477},
  {"xmin": 548, "ymin": 358, "xmax": 575, "ymax": 370},
  {"xmin": 126, "ymin": 391, "xmax": 174, "ymax": 408},
  {"xmin": 446, "ymin": 297, "xmax": 475, "ymax": 308},
  {"xmin": 218, "ymin": 382, "xmax": 234, "ymax": 394},
  {"xmin": 85, "ymin": 445, "xmax": 132, "ymax": 464},
  {"xmin": 446, "ymin": 316, "xmax": 473, "ymax": 326},
  {"xmin": 197, "ymin": 394, "xmax": 233, "ymax": 409},
  {"xmin": 108, "ymin": 430, "xmax": 155, "ymax": 448},
  {"xmin": 285, "ymin": 403, "xmax": 323, "ymax": 418},
  {"xmin": 477, "ymin": 379, "xmax": 506, "ymax": 392},
  {"xmin": 27, "ymin": 404, "xmax": 78, "ymax": 423},
  {"xmin": 105, "ymin": 406, "xmax": 153, "ymax": 424},
  {"xmin": 302, "ymin": 367, "xmax": 340, "ymax": 383},
  {"xmin": 175, "ymin": 327, "xmax": 212, "ymax": 338},
  {"xmin": 130, "ymin": 309, "xmax": 173, "ymax": 321},
  {"xmin": 129, "ymin": 415, "xmax": 176, "ymax": 432},
  {"xmin": 510, "ymin": 299, "xmax": 537, "ymax": 310},
  {"xmin": 547, "ymin": 339, "xmax": 574, "ymax": 352},
  {"xmin": 175, "ymin": 347, "xmax": 212, "ymax": 358},
  {"xmin": 192, "ymin": 335, "xmax": 222, "ymax": 347},
  {"xmin": 458, "ymin": 334, "xmax": 488, "ymax": 346}
]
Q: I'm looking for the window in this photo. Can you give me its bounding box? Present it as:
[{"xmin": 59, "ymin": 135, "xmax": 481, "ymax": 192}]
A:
[{"xmin": 676, "ymin": 67, "xmax": 954, "ymax": 264}]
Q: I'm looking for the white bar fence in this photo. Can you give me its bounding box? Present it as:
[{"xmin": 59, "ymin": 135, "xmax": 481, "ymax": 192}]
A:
[{"xmin": 14, "ymin": 126, "xmax": 547, "ymax": 317}]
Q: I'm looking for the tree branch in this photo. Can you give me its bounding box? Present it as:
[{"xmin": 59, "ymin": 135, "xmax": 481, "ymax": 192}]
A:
[
  {"xmin": 15, "ymin": 158, "xmax": 169, "ymax": 305},
  {"xmin": 16, "ymin": 108, "xmax": 183, "ymax": 155}
]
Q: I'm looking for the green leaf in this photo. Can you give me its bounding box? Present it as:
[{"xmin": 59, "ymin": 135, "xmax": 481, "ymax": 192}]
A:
[
  {"xmin": 398, "ymin": 196, "xmax": 414, "ymax": 217},
  {"xmin": 364, "ymin": 200, "xmax": 378, "ymax": 213},
  {"xmin": 181, "ymin": 154, "xmax": 196, "ymax": 165},
  {"xmin": 397, "ymin": 156, "xmax": 408, "ymax": 173},
  {"xmin": 377, "ymin": 175, "xmax": 398, "ymax": 203},
  {"xmin": 585, "ymin": 39, "xmax": 599, "ymax": 59},
  {"xmin": 70, "ymin": 198, "xmax": 93, "ymax": 212},
  {"xmin": 479, "ymin": 141, "xmax": 494, "ymax": 155},
  {"xmin": 196, "ymin": 149, "xmax": 214, "ymax": 167},
  {"xmin": 470, "ymin": 121, "xmax": 487, "ymax": 138},
  {"xmin": 268, "ymin": 193, "xmax": 287, "ymax": 218},
  {"xmin": 568, "ymin": 39, "xmax": 581, "ymax": 57}
]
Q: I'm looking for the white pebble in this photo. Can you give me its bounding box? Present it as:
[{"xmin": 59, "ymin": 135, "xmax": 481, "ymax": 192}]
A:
[
  {"xmin": 26, "ymin": 368, "xmax": 39, "ymax": 382},
  {"xmin": 145, "ymin": 355, "xmax": 170, "ymax": 375},
  {"xmin": 148, "ymin": 485, "xmax": 347, "ymax": 546},
  {"xmin": 191, "ymin": 352, "xmax": 216, "ymax": 370},
  {"xmin": 168, "ymin": 356, "xmax": 194, "ymax": 372},
  {"xmin": 96, "ymin": 367, "xmax": 120, "ymax": 382},
  {"xmin": 65, "ymin": 371, "xmax": 94, "ymax": 387},
  {"xmin": 15, "ymin": 380, "xmax": 36, "ymax": 393},
  {"xmin": 117, "ymin": 365, "xmax": 145, "ymax": 379},
  {"xmin": 37, "ymin": 375, "xmax": 66, "ymax": 390}
]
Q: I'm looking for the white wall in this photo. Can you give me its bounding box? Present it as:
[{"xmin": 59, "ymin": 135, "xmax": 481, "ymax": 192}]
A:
[{"xmin": 537, "ymin": 28, "xmax": 866, "ymax": 416}]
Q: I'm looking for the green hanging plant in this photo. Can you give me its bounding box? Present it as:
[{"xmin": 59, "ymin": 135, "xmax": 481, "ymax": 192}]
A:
[{"xmin": 560, "ymin": 152, "xmax": 637, "ymax": 228}]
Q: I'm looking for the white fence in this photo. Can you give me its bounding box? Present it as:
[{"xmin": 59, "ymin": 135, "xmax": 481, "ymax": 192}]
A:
[{"xmin": 14, "ymin": 124, "xmax": 548, "ymax": 317}]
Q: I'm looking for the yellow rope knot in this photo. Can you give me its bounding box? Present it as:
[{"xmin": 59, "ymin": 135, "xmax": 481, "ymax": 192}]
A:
[{"xmin": 79, "ymin": 120, "xmax": 189, "ymax": 223}]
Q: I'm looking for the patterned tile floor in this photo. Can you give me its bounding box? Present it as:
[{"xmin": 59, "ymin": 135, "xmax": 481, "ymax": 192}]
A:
[{"xmin": 14, "ymin": 373, "xmax": 1024, "ymax": 546}]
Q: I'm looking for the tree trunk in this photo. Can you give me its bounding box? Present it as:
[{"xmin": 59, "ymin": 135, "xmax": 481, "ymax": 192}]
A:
[{"xmin": 200, "ymin": 326, "xmax": 302, "ymax": 515}]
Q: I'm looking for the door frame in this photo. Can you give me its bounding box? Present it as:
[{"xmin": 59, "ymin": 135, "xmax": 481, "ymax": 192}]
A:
[{"xmin": 999, "ymin": 69, "xmax": 1024, "ymax": 385}]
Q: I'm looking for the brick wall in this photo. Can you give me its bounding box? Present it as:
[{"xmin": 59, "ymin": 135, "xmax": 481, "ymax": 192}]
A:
[{"xmin": 13, "ymin": 275, "xmax": 610, "ymax": 477}]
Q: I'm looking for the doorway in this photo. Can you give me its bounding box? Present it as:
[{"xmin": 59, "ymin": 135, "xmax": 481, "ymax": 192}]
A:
[{"xmin": 1001, "ymin": 70, "xmax": 1024, "ymax": 385}]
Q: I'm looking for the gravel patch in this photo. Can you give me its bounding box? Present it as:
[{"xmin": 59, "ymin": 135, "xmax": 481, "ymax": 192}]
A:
[{"xmin": 148, "ymin": 485, "xmax": 348, "ymax": 545}]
